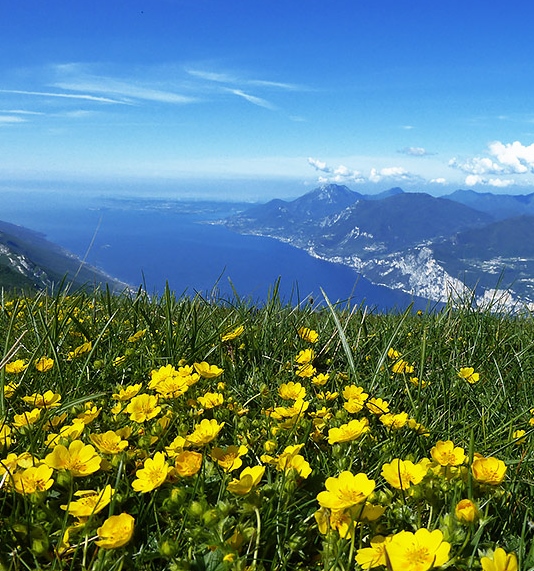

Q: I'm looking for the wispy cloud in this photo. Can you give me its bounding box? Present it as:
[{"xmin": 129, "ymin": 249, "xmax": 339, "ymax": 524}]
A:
[
  {"xmin": 185, "ymin": 68, "xmax": 237, "ymax": 83},
  {"xmin": 0, "ymin": 88, "xmax": 126, "ymax": 104},
  {"xmin": 186, "ymin": 67, "xmax": 301, "ymax": 91},
  {"xmin": 184, "ymin": 66, "xmax": 304, "ymax": 112},
  {"xmin": 0, "ymin": 115, "xmax": 27, "ymax": 124},
  {"xmin": 0, "ymin": 109, "xmax": 45, "ymax": 115},
  {"xmin": 55, "ymin": 77, "xmax": 196, "ymax": 105},
  {"xmin": 228, "ymin": 89, "xmax": 275, "ymax": 109}
]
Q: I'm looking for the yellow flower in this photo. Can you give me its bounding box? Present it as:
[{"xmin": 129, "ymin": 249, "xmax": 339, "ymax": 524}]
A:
[
  {"xmin": 387, "ymin": 348, "xmax": 400, "ymax": 360},
  {"xmin": 295, "ymin": 348, "xmax": 314, "ymax": 364},
  {"xmin": 227, "ymin": 465, "xmax": 265, "ymax": 495},
  {"xmin": 381, "ymin": 458, "xmax": 427, "ymax": 490},
  {"xmin": 186, "ymin": 419, "xmax": 225, "ymax": 446},
  {"xmin": 391, "ymin": 359, "xmax": 414, "ymax": 374},
  {"xmin": 210, "ymin": 445, "xmax": 248, "ymax": 472},
  {"xmin": 278, "ymin": 381, "xmax": 306, "ymax": 400},
  {"xmin": 35, "ymin": 356, "xmax": 54, "ymax": 372},
  {"xmin": 128, "ymin": 329, "xmax": 146, "ymax": 342},
  {"xmin": 409, "ymin": 376, "xmax": 428, "ymax": 388},
  {"xmin": 355, "ymin": 535, "xmax": 392, "ymax": 569},
  {"xmin": 379, "ymin": 412, "xmax": 409, "ymax": 430},
  {"xmin": 112, "ymin": 383, "xmax": 143, "ymax": 401},
  {"xmin": 221, "ymin": 325, "xmax": 244, "ymax": 342},
  {"xmin": 458, "ymin": 367, "xmax": 480, "ymax": 384},
  {"xmin": 317, "ymin": 391, "xmax": 338, "ymax": 401},
  {"xmin": 0, "ymin": 424, "xmax": 12, "ymax": 448},
  {"xmin": 455, "ymin": 499, "xmax": 479, "ymax": 524},
  {"xmin": 297, "ymin": 327, "xmax": 318, "ymax": 343},
  {"xmin": 3, "ymin": 381, "xmax": 18, "ymax": 398},
  {"xmin": 342, "ymin": 385, "xmax": 368, "ymax": 414},
  {"xmin": 320, "ymin": 507, "xmax": 355, "ymax": 539},
  {"xmin": 90, "ymin": 431, "xmax": 129, "ymax": 455},
  {"xmin": 13, "ymin": 408, "xmax": 41, "ymax": 428},
  {"xmin": 295, "ymin": 363, "xmax": 316, "ymax": 378},
  {"xmin": 270, "ymin": 399, "xmax": 309, "ymax": 420},
  {"xmin": 12, "ymin": 464, "xmax": 54, "ymax": 495},
  {"xmin": 61, "ymin": 485, "xmax": 114, "ymax": 518},
  {"xmin": 317, "ymin": 471, "xmax": 375, "ymax": 510},
  {"xmin": 68, "ymin": 341, "xmax": 92, "ymax": 360},
  {"xmin": 113, "ymin": 355, "xmax": 126, "ymax": 367},
  {"xmin": 512, "ymin": 429, "xmax": 526, "ymax": 444},
  {"xmin": 125, "ymin": 394, "xmax": 161, "ymax": 423},
  {"xmin": 480, "ymin": 547, "xmax": 518, "ymax": 571},
  {"xmin": 430, "ymin": 440, "xmax": 466, "ymax": 467},
  {"xmin": 4, "ymin": 359, "xmax": 28, "ymax": 374},
  {"xmin": 311, "ymin": 373, "xmax": 329, "ymax": 386},
  {"xmin": 76, "ymin": 404, "xmax": 101, "ymax": 425},
  {"xmin": 472, "ymin": 456, "xmax": 507, "ymax": 485},
  {"xmin": 264, "ymin": 444, "xmax": 312, "ymax": 478},
  {"xmin": 45, "ymin": 420, "xmax": 85, "ymax": 447},
  {"xmin": 193, "ymin": 361, "xmax": 224, "ymax": 379},
  {"xmin": 385, "ymin": 528, "xmax": 450, "ymax": 571},
  {"xmin": 197, "ymin": 392, "xmax": 224, "ymax": 409},
  {"xmin": 22, "ymin": 390, "xmax": 62, "ymax": 409},
  {"xmin": 165, "ymin": 435, "xmax": 188, "ymax": 457},
  {"xmin": 174, "ymin": 451, "xmax": 203, "ymax": 477},
  {"xmin": 366, "ymin": 397, "xmax": 390, "ymax": 415},
  {"xmin": 96, "ymin": 513, "xmax": 135, "ymax": 549},
  {"xmin": 132, "ymin": 451, "xmax": 170, "ymax": 493},
  {"xmin": 327, "ymin": 418, "xmax": 370, "ymax": 444},
  {"xmin": 44, "ymin": 440, "xmax": 102, "ymax": 476}
]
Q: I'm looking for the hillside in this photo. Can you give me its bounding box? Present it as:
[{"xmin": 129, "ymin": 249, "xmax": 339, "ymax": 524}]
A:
[
  {"xmin": 225, "ymin": 184, "xmax": 534, "ymax": 307},
  {"xmin": 0, "ymin": 219, "xmax": 129, "ymax": 292}
]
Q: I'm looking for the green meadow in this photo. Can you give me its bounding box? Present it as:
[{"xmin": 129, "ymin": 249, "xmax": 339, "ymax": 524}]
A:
[{"xmin": 0, "ymin": 285, "xmax": 533, "ymax": 571}]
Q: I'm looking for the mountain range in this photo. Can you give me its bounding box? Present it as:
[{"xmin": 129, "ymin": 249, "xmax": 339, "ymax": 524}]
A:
[
  {"xmin": 224, "ymin": 184, "xmax": 534, "ymax": 308},
  {"xmin": 0, "ymin": 219, "xmax": 128, "ymax": 293}
]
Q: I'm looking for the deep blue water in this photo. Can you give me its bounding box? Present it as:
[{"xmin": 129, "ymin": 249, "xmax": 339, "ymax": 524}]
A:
[{"xmin": 2, "ymin": 192, "xmax": 428, "ymax": 310}]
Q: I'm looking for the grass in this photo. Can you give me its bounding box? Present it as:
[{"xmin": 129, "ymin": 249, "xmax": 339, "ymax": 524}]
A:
[{"xmin": 0, "ymin": 284, "xmax": 533, "ymax": 570}]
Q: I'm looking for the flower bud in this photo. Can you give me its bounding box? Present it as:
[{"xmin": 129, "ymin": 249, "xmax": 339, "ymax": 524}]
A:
[{"xmin": 455, "ymin": 499, "xmax": 479, "ymax": 524}]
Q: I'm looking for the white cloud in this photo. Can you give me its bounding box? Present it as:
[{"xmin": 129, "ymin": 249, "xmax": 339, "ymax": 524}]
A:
[
  {"xmin": 450, "ymin": 140, "xmax": 534, "ymax": 181},
  {"xmin": 185, "ymin": 69, "xmax": 237, "ymax": 83},
  {"xmin": 307, "ymin": 157, "xmax": 330, "ymax": 173},
  {"xmin": 448, "ymin": 156, "xmax": 504, "ymax": 175},
  {"xmin": 430, "ymin": 177, "xmax": 447, "ymax": 184},
  {"xmin": 399, "ymin": 146, "xmax": 432, "ymax": 156},
  {"xmin": 369, "ymin": 166, "xmax": 415, "ymax": 183},
  {"xmin": 0, "ymin": 88, "xmax": 126, "ymax": 104},
  {"xmin": 55, "ymin": 78, "xmax": 196, "ymax": 105},
  {"xmin": 309, "ymin": 158, "xmax": 415, "ymax": 185},
  {"xmin": 308, "ymin": 157, "xmax": 365, "ymax": 183},
  {"xmin": 0, "ymin": 109, "xmax": 44, "ymax": 115},
  {"xmin": 186, "ymin": 68, "xmax": 300, "ymax": 91},
  {"xmin": 488, "ymin": 140, "xmax": 534, "ymax": 174},
  {"xmin": 464, "ymin": 174, "xmax": 515, "ymax": 187},
  {"xmin": 0, "ymin": 115, "xmax": 26, "ymax": 123},
  {"xmin": 227, "ymin": 89, "xmax": 275, "ymax": 109}
]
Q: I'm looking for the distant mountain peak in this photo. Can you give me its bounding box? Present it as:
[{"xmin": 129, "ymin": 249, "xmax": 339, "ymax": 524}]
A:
[{"xmin": 306, "ymin": 183, "xmax": 359, "ymax": 202}]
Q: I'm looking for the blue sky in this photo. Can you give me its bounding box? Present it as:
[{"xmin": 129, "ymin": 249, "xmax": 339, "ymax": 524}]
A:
[{"xmin": 2, "ymin": 0, "xmax": 534, "ymax": 198}]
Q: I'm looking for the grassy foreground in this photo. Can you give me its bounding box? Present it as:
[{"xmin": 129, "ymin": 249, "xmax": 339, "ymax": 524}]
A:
[{"xmin": 0, "ymin": 285, "xmax": 533, "ymax": 571}]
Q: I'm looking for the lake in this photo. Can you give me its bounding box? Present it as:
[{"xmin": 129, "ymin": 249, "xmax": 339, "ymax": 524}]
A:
[{"xmin": 1, "ymin": 190, "xmax": 428, "ymax": 310}]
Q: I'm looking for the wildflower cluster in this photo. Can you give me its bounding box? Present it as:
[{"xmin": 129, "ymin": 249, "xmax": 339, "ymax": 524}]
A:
[{"xmin": 0, "ymin": 291, "xmax": 531, "ymax": 570}]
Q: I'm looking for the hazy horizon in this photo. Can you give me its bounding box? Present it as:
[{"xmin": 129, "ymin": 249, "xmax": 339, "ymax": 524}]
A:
[{"xmin": 2, "ymin": 1, "xmax": 534, "ymax": 201}]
